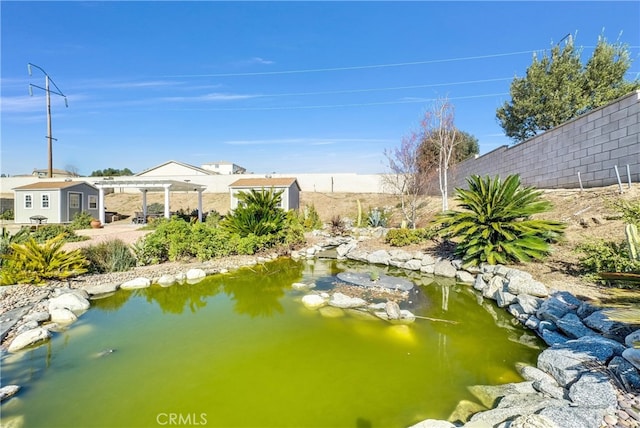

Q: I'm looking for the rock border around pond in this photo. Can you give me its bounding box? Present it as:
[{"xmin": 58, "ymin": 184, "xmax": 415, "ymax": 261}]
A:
[{"xmin": 294, "ymin": 237, "xmax": 640, "ymax": 428}]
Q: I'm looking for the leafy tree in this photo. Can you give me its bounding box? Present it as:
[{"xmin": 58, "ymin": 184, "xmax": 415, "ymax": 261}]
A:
[
  {"xmin": 497, "ymin": 34, "xmax": 640, "ymax": 142},
  {"xmin": 435, "ymin": 174, "xmax": 565, "ymax": 266},
  {"xmin": 90, "ymin": 167, "xmax": 134, "ymax": 177}
]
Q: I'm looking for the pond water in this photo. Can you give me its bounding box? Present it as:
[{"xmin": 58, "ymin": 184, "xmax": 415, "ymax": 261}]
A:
[{"xmin": 1, "ymin": 258, "xmax": 544, "ymax": 428}]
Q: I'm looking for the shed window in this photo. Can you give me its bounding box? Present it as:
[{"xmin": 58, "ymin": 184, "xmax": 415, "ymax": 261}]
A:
[
  {"xmin": 88, "ymin": 195, "xmax": 98, "ymax": 210},
  {"xmin": 41, "ymin": 194, "xmax": 50, "ymax": 209},
  {"xmin": 25, "ymin": 194, "xmax": 33, "ymax": 209}
]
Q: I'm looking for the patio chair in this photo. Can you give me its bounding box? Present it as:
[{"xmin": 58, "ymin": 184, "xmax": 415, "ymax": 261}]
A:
[{"xmin": 132, "ymin": 212, "xmax": 146, "ymax": 224}]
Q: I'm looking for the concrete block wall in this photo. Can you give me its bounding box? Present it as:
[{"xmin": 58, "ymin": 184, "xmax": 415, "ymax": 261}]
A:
[{"xmin": 446, "ymin": 90, "xmax": 640, "ymax": 190}]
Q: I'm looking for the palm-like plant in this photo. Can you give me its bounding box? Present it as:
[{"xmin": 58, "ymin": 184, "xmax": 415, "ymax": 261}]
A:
[
  {"xmin": 0, "ymin": 233, "xmax": 88, "ymax": 285},
  {"xmin": 222, "ymin": 187, "xmax": 286, "ymax": 237},
  {"xmin": 436, "ymin": 174, "xmax": 565, "ymax": 266}
]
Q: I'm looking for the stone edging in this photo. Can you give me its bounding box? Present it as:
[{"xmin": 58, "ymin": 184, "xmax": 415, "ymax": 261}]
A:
[{"xmin": 293, "ymin": 237, "xmax": 640, "ymax": 428}]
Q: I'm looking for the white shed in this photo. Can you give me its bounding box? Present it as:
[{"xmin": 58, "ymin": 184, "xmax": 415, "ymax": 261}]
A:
[
  {"xmin": 229, "ymin": 177, "xmax": 301, "ymax": 211},
  {"xmin": 13, "ymin": 181, "xmax": 100, "ymax": 224}
]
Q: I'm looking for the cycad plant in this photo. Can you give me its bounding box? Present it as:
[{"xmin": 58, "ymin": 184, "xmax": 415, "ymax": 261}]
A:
[
  {"xmin": 436, "ymin": 174, "xmax": 565, "ymax": 266},
  {"xmin": 222, "ymin": 187, "xmax": 286, "ymax": 237},
  {"xmin": 0, "ymin": 234, "xmax": 88, "ymax": 285}
]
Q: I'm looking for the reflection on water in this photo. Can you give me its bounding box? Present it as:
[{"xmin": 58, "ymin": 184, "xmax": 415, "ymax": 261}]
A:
[{"xmin": 0, "ymin": 258, "xmax": 544, "ymax": 428}]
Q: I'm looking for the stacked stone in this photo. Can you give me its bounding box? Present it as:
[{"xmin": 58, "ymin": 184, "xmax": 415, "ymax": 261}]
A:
[{"xmin": 296, "ymin": 238, "xmax": 640, "ymax": 428}]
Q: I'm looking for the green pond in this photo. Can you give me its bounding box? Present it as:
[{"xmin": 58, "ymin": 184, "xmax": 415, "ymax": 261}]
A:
[{"xmin": 1, "ymin": 258, "xmax": 544, "ymax": 428}]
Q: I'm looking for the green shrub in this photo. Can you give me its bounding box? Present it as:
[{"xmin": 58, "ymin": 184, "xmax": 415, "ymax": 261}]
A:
[
  {"xmin": 81, "ymin": 239, "xmax": 136, "ymax": 273},
  {"xmin": 385, "ymin": 227, "xmax": 435, "ymax": 246},
  {"xmin": 68, "ymin": 211, "xmax": 93, "ymax": 230},
  {"xmin": 576, "ymin": 240, "xmax": 640, "ymax": 284},
  {"xmin": 221, "ymin": 188, "xmax": 286, "ymax": 237},
  {"xmin": 367, "ymin": 207, "xmax": 391, "ymax": 228},
  {"xmin": 609, "ymin": 198, "xmax": 640, "ymax": 226},
  {"xmin": 300, "ymin": 204, "xmax": 323, "ymax": 231},
  {"xmin": 436, "ymin": 174, "xmax": 565, "ymax": 266},
  {"xmin": 0, "ymin": 227, "xmax": 30, "ymax": 267},
  {"xmin": 1, "ymin": 234, "xmax": 88, "ymax": 285},
  {"xmin": 31, "ymin": 224, "xmax": 87, "ymax": 243},
  {"xmin": 1, "ymin": 209, "xmax": 14, "ymax": 220},
  {"xmin": 329, "ymin": 215, "xmax": 347, "ymax": 236}
]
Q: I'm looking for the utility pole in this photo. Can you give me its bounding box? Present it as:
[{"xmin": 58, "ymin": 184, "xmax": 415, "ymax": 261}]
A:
[{"xmin": 28, "ymin": 63, "xmax": 68, "ymax": 178}]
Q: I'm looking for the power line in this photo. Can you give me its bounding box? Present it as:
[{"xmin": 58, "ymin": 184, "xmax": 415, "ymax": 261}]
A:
[{"xmin": 164, "ymin": 49, "xmax": 542, "ymax": 78}]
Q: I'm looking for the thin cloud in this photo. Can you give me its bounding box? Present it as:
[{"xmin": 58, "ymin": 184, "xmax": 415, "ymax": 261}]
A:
[
  {"xmin": 250, "ymin": 57, "xmax": 275, "ymax": 65},
  {"xmin": 162, "ymin": 92, "xmax": 260, "ymax": 102},
  {"xmin": 223, "ymin": 138, "xmax": 394, "ymax": 146}
]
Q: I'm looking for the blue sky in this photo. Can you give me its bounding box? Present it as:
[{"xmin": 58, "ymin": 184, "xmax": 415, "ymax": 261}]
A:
[{"xmin": 1, "ymin": 1, "xmax": 639, "ymax": 176}]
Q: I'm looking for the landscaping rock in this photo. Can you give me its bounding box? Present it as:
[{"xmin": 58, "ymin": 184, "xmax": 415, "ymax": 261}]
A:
[
  {"xmin": 23, "ymin": 311, "xmax": 50, "ymax": 324},
  {"xmin": 84, "ymin": 282, "xmax": 119, "ymax": 295},
  {"xmin": 517, "ymin": 294, "xmax": 543, "ymax": 314},
  {"xmin": 186, "ymin": 268, "xmax": 206, "ymax": 283},
  {"xmin": 583, "ymin": 310, "xmax": 636, "ymax": 339},
  {"xmin": 555, "ymin": 312, "xmax": 598, "ymax": 339},
  {"xmin": 49, "ymin": 308, "xmax": 78, "ymax": 324},
  {"xmin": 624, "ymin": 329, "xmax": 640, "ymax": 348},
  {"xmin": 568, "ymin": 372, "xmax": 617, "ymax": 411},
  {"xmin": 622, "ymin": 347, "xmax": 640, "ymax": 371},
  {"xmin": 301, "ymin": 294, "xmax": 326, "ymax": 310},
  {"xmin": 495, "ymin": 290, "xmax": 517, "ymax": 308},
  {"xmin": 456, "ymin": 270, "xmax": 475, "ymax": 284},
  {"xmin": 389, "ymin": 249, "xmax": 412, "ymax": 262},
  {"xmin": 403, "ymin": 259, "xmax": 423, "ymax": 271},
  {"xmin": 48, "ymin": 293, "xmax": 90, "ymax": 314},
  {"xmin": 0, "ymin": 385, "xmax": 20, "ymax": 402},
  {"xmin": 468, "ymin": 382, "xmax": 537, "ymax": 408},
  {"xmin": 120, "ymin": 277, "xmax": 151, "ymax": 290},
  {"xmin": 8, "ymin": 327, "xmax": 51, "ymax": 352},
  {"xmin": 608, "ymin": 356, "xmax": 640, "ymax": 390},
  {"xmin": 156, "ymin": 274, "xmax": 176, "ymax": 287},
  {"xmin": 329, "ymin": 292, "xmax": 367, "ymax": 309},
  {"xmin": 539, "ymin": 405, "xmax": 606, "ymax": 428},
  {"xmin": 536, "ymin": 296, "xmax": 574, "ymax": 323},
  {"xmin": 507, "ymin": 274, "xmax": 549, "ymax": 297},
  {"xmin": 367, "ymin": 250, "xmax": 391, "ymax": 265},
  {"xmin": 473, "ymin": 275, "xmax": 487, "ymax": 292},
  {"xmin": 434, "ymin": 260, "xmax": 456, "ymax": 278},
  {"xmin": 509, "ymin": 414, "xmax": 558, "ymax": 428}
]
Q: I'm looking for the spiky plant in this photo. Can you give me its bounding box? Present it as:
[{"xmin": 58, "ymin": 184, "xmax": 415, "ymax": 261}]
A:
[
  {"xmin": 0, "ymin": 234, "xmax": 88, "ymax": 285},
  {"xmin": 436, "ymin": 174, "xmax": 565, "ymax": 266},
  {"xmin": 221, "ymin": 187, "xmax": 286, "ymax": 237}
]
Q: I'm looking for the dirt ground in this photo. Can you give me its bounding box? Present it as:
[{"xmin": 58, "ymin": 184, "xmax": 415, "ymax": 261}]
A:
[{"xmin": 98, "ymin": 184, "xmax": 640, "ymax": 305}]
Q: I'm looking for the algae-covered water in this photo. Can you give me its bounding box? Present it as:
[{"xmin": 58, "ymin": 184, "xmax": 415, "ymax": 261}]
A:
[{"xmin": 0, "ymin": 258, "xmax": 543, "ymax": 428}]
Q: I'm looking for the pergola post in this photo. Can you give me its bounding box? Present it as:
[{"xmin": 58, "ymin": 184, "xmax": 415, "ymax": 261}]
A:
[
  {"xmin": 197, "ymin": 189, "xmax": 203, "ymax": 222},
  {"xmin": 142, "ymin": 190, "xmax": 148, "ymax": 218},
  {"xmin": 164, "ymin": 184, "xmax": 171, "ymax": 219},
  {"xmin": 98, "ymin": 187, "xmax": 106, "ymax": 225}
]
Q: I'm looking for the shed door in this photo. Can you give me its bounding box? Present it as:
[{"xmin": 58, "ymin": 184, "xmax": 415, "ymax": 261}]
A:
[{"xmin": 68, "ymin": 192, "xmax": 82, "ymax": 222}]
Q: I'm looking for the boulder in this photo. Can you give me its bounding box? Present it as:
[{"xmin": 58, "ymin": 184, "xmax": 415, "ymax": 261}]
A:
[
  {"xmin": 156, "ymin": 274, "xmax": 176, "ymax": 287},
  {"xmin": 336, "ymin": 242, "xmax": 357, "ymax": 258},
  {"xmin": 456, "ymin": 270, "xmax": 475, "ymax": 284},
  {"xmin": 367, "ymin": 250, "xmax": 391, "ymax": 265},
  {"xmin": 120, "ymin": 277, "xmax": 151, "ymax": 290},
  {"xmin": 329, "ymin": 292, "xmax": 367, "ymax": 309},
  {"xmin": 624, "ymin": 329, "xmax": 640, "ymax": 348},
  {"xmin": 403, "ymin": 259, "xmax": 423, "ymax": 271},
  {"xmin": 8, "ymin": 327, "xmax": 51, "ymax": 352},
  {"xmin": 495, "ymin": 290, "xmax": 517, "ymax": 308},
  {"xmin": 346, "ymin": 250, "xmax": 369, "ymax": 263},
  {"xmin": 292, "ymin": 282, "xmax": 314, "ymax": 290},
  {"xmin": 434, "ymin": 260, "xmax": 457, "ymax": 278},
  {"xmin": 555, "ymin": 313, "xmax": 598, "ymax": 339},
  {"xmin": 23, "ymin": 311, "xmax": 50, "ymax": 323},
  {"xmin": 508, "ymin": 303, "xmax": 528, "ymax": 321},
  {"xmin": 608, "ymin": 356, "xmax": 640, "ymax": 390},
  {"xmin": 385, "ymin": 301, "xmax": 402, "ymax": 320},
  {"xmin": 509, "ymin": 414, "xmax": 558, "ymax": 428},
  {"xmin": 536, "ymin": 296, "xmax": 574, "ymax": 323},
  {"xmin": 468, "ymin": 382, "xmax": 537, "ymax": 408},
  {"xmin": 389, "ymin": 249, "xmax": 412, "ymax": 262},
  {"xmin": 473, "ymin": 275, "xmax": 487, "ymax": 292},
  {"xmin": 420, "ymin": 264, "xmax": 435, "ymax": 274},
  {"xmin": 583, "ymin": 310, "xmax": 636, "ymax": 339},
  {"xmin": 421, "ymin": 254, "xmax": 436, "ymax": 266},
  {"xmin": 84, "ymin": 282, "xmax": 119, "ymax": 295},
  {"xmin": 49, "ymin": 308, "xmax": 78, "ymax": 324},
  {"xmin": 186, "ymin": 268, "xmax": 206, "ymax": 282},
  {"xmin": 48, "ymin": 293, "xmax": 90, "ymax": 314},
  {"xmin": 539, "ymin": 405, "xmax": 606, "ymax": 428},
  {"xmin": 517, "ymin": 294, "xmax": 543, "ymax": 314},
  {"xmin": 301, "ymin": 294, "xmax": 326, "ymax": 310},
  {"xmin": 622, "ymin": 347, "xmax": 640, "ymax": 371},
  {"xmin": 568, "ymin": 372, "xmax": 617, "ymax": 411},
  {"xmin": 507, "ymin": 274, "xmax": 548, "ymax": 297},
  {"xmin": 409, "ymin": 420, "xmax": 455, "ymax": 428},
  {"xmin": 483, "ymin": 276, "xmax": 505, "ymax": 300},
  {"xmin": 0, "ymin": 385, "xmax": 20, "ymax": 402}
]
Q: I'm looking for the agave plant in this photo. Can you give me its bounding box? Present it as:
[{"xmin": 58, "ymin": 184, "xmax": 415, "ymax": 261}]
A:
[
  {"xmin": 436, "ymin": 174, "xmax": 565, "ymax": 266},
  {"xmin": 221, "ymin": 187, "xmax": 286, "ymax": 237},
  {"xmin": 0, "ymin": 233, "xmax": 88, "ymax": 285}
]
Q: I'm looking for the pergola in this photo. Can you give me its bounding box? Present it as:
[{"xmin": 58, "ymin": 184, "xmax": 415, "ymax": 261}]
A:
[{"xmin": 93, "ymin": 179, "xmax": 206, "ymax": 225}]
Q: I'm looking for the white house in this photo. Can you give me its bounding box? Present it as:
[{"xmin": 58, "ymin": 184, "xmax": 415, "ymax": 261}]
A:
[
  {"xmin": 201, "ymin": 161, "xmax": 246, "ymax": 175},
  {"xmin": 13, "ymin": 181, "xmax": 99, "ymax": 224},
  {"xmin": 135, "ymin": 160, "xmax": 216, "ymax": 177},
  {"xmin": 229, "ymin": 177, "xmax": 301, "ymax": 211}
]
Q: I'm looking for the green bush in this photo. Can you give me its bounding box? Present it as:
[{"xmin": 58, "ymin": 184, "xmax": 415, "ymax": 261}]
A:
[
  {"xmin": 0, "ymin": 227, "xmax": 30, "ymax": 268},
  {"xmin": 367, "ymin": 207, "xmax": 391, "ymax": 228},
  {"xmin": 0, "ymin": 234, "xmax": 88, "ymax": 285},
  {"xmin": 221, "ymin": 188, "xmax": 286, "ymax": 237},
  {"xmin": 300, "ymin": 204, "xmax": 323, "ymax": 231},
  {"xmin": 1, "ymin": 209, "xmax": 14, "ymax": 220},
  {"xmin": 436, "ymin": 174, "xmax": 565, "ymax": 266},
  {"xmin": 609, "ymin": 198, "xmax": 640, "ymax": 226},
  {"xmin": 31, "ymin": 224, "xmax": 87, "ymax": 243},
  {"xmin": 576, "ymin": 240, "xmax": 640, "ymax": 284},
  {"xmin": 68, "ymin": 211, "xmax": 93, "ymax": 230},
  {"xmin": 81, "ymin": 239, "xmax": 136, "ymax": 273},
  {"xmin": 385, "ymin": 227, "xmax": 435, "ymax": 246}
]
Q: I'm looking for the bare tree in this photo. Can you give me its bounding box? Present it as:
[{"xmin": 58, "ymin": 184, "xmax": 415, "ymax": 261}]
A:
[
  {"xmin": 420, "ymin": 97, "xmax": 458, "ymax": 211},
  {"xmin": 382, "ymin": 132, "xmax": 432, "ymax": 228}
]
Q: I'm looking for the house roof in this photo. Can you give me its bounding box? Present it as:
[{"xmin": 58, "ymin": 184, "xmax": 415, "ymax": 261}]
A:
[
  {"xmin": 32, "ymin": 168, "xmax": 77, "ymax": 176},
  {"xmin": 229, "ymin": 177, "xmax": 300, "ymax": 190},
  {"xmin": 135, "ymin": 160, "xmax": 216, "ymax": 176},
  {"xmin": 13, "ymin": 181, "xmax": 96, "ymax": 191}
]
